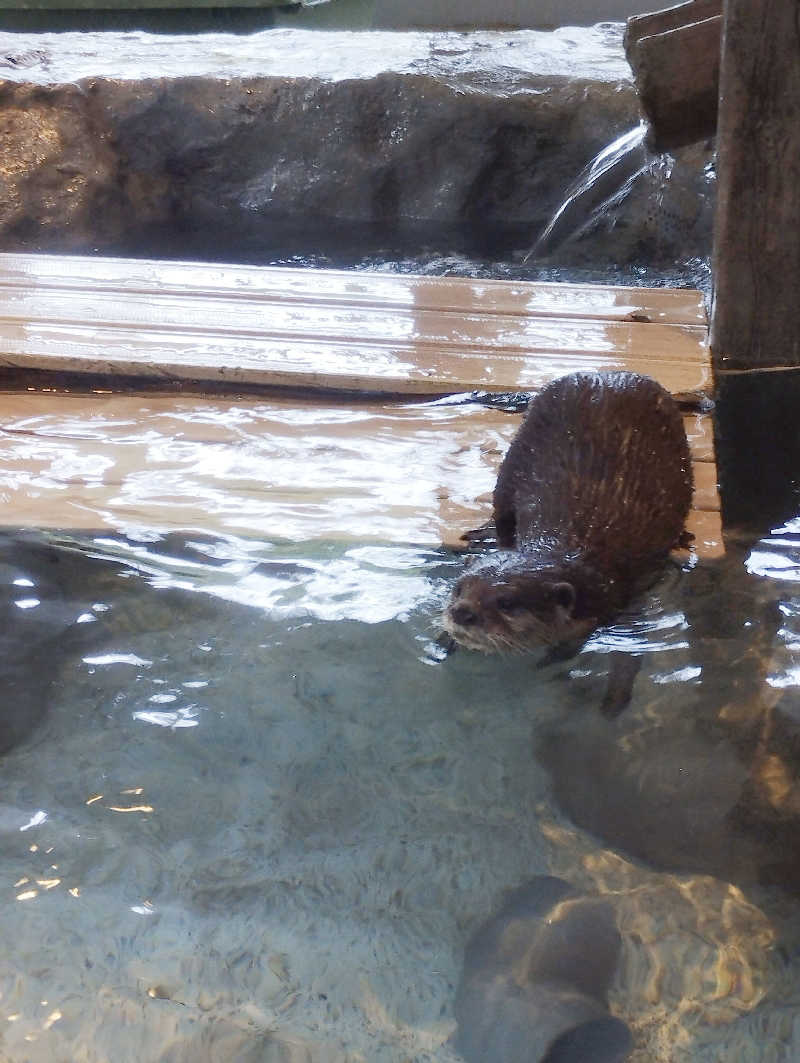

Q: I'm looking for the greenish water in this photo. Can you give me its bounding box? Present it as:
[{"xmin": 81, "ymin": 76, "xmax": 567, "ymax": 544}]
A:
[{"xmin": 0, "ymin": 0, "xmax": 369, "ymax": 36}]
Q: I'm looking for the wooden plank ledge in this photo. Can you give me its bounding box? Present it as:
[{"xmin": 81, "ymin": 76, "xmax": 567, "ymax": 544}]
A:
[
  {"xmin": 0, "ymin": 253, "xmax": 711, "ymax": 403},
  {"xmin": 0, "ymin": 253, "xmax": 708, "ymax": 326}
]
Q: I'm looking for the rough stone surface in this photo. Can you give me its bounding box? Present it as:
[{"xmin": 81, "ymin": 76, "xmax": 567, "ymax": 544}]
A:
[{"xmin": 0, "ymin": 26, "xmax": 711, "ymax": 265}]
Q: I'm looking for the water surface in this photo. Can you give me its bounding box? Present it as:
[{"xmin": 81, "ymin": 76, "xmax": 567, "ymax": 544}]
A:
[
  {"xmin": 1, "ymin": 252, "xmax": 799, "ymax": 1061},
  {"xmin": 2, "ymin": 510, "xmax": 800, "ymax": 1061}
]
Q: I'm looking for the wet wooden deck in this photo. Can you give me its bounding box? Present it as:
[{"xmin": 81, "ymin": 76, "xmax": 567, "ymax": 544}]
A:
[{"xmin": 0, "ymin": 253, "xmax": 719, "ymax": 554}]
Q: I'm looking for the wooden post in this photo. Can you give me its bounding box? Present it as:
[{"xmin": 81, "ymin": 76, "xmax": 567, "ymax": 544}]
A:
[
  {"xmin": 711, "ymin": 0, "xmax": 800, "ymax": 370},
  {"xmin": 711, "ymin": 0, "xmax": 800, "ymax": 536}
]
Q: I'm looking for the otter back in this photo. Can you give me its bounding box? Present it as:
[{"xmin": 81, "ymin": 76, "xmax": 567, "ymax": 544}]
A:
[{"xmin": 493, "ymin": 371, "xmax": 693, "ymax": 582}]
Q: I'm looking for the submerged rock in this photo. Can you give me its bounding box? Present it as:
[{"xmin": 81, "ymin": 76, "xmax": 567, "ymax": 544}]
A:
[
  {"xmin": 455, "ymin": 876, "xmax": 632, "ymax": 1062},
  {"xmin": 0, "ymin": 24, "xmax": 708, "ymax": 264}
]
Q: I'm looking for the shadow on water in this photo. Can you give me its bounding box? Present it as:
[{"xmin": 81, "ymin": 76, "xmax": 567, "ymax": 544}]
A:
[
  {"xmin": 714, "ymin": 372, "xmax": 800, "ymax": 538},
  {"xmin": 537, "ymin": 550, "xmax": 800, "ymax": 891},
  {"xmin": 0, "ymin": 532, "xmax": 110, "ymax": 754},
  {"xmin": 0, "ymin": 530, "xmax": 221, "ymax": 756},
  {"xmin": 455, "ymin": 876, "xmax": 632, "ymax": 1063}
]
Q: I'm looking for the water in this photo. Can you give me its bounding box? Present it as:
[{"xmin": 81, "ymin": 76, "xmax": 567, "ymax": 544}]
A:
[
  {"xmin": 4, "ymin": 382, "xmax": 800, "ymax": 1061},
  {"xmin": 0, "ymin": 133, "xmax": 784, "ymax": 1053},
  {"xmin": 523, "ymin": 127, "xmax": 715, "ymax": 272},
  {"xmin": 105, "ymin": 221, "xmax": 714, "ymax": 300},
  {"xmin": 530, "ymin": 124, "xmax": 650, "ymax": 259}
]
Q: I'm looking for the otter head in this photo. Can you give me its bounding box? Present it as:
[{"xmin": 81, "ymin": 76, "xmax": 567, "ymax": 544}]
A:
[{"xmin": 443, "ymin": 556, "xmax": 600, "ymax": 653}]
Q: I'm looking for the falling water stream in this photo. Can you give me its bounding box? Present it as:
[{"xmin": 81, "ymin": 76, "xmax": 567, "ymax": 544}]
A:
[{"xmin": 530, "ymin": 124, "xmax": 650, "ymax": 259}]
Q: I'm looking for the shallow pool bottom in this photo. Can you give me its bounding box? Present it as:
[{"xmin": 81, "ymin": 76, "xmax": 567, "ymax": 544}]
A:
[{"xmin": 1, "ymin": 528, "xmax": 800, "ymax": 1060}]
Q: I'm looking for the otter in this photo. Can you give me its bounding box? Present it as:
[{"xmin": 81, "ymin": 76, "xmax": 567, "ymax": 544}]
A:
[{"xmin": 444, "ymin": 371, "xmax": 693, "ymax": 654}]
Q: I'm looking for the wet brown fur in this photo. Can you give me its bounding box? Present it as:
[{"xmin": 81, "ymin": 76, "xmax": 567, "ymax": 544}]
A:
[{"xmin": 445, "ymin": 371, "xmax": 693, "ymax": 652}]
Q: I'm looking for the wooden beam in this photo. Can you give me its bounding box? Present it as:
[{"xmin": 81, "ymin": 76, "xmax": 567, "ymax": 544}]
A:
[
  {"xmin": 0, "ymin": 253, "xmax": 709, "ymax": 327},
  {"xmin": 0, "ymin": 253, "xmax": 712, "ymax": 404},
  {"xmin": 625, "ymin": 14, "xmax": 721, "ymax": 151},
  {"xmin": 710, "ymin": 0, "xmax": 800, "ymax": 370}
]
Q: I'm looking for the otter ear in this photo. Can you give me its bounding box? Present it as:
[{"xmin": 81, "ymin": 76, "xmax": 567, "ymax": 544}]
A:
[{"xmin": 547, "ymin": 581, "xmax": 576, "ymax": 621}]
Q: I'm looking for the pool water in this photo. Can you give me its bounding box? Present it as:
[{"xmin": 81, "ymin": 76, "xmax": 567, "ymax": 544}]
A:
[
  {"xmin": 3, "ymin": 507, "xmax": 800, "ymax": 1061},
  {"xmin": 0, "ymin": 245, "xmax": 796, "ymax": 1060}
]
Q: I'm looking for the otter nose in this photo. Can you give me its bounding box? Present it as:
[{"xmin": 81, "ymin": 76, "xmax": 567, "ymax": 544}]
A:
[{"xmin": 451, "ymin": 605, "xmax": 479, "ymax": 627}]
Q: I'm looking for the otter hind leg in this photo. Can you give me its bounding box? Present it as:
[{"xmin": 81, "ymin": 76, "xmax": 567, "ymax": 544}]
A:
[
  {"xmin": 459, "ymin": 505, "xmax": 517, "ymax": 548},
  {"xmin": 600, "ymin": 652, "xmax": 642, "ymax": 719},
  {"xmin": 494, "ymin": 508, "xmax": 517, "ymax": 548},
  {"xmin": 460, "ymin": 519, "xmax": 497, "ymax": 545}
]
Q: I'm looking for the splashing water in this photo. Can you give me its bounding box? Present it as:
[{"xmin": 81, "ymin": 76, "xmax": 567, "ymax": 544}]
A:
[{"xmin": 530, "ymin": 124, "xmax": 649, "ymax": 260}]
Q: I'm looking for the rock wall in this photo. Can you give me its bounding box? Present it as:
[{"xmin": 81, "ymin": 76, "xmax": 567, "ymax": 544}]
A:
[{"xmin": 0, "ymin": 26, "xmax": 711, "ymax": 265}]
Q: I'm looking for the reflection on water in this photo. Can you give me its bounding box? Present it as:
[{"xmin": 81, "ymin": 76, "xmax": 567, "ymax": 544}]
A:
[
  {"xmin": 2, "ymin": 522, "xmax": 800, "ymax": 1060},
  {"xmin": 104, "ymin": 218, "xmax": 714, "ymax": 303},
  {"xmin": 0, "ymin": 532, "xmax": 140, "ymax": 755}
]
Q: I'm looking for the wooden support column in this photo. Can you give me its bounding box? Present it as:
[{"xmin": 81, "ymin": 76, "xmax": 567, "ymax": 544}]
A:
[
  {"xmin": 711, "ymin": 0, "xmax": 800, "ymax": 370},
  {"xmin": 711, "ymin": 0, "xmax": 800, "ymax": 535}
]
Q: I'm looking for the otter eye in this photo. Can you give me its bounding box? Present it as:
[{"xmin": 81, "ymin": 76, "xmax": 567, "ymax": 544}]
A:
[{"xmin": 496, "ymin": 595, "xmax": 526, "ymax": 614}]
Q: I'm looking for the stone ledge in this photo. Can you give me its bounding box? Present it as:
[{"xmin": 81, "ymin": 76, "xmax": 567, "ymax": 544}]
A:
[
  {"xmin": 0, "ymin": 26, "xmax": 641, "ymax": 255},
  {"xmin": 0, "ymin": 26, "xmax": 711, "ymax": 264}
]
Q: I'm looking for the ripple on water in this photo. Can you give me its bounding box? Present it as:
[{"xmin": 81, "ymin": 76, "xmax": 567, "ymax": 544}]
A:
[{"xmin": 0, "ymin": 528, "xmax": 799, "ymax": 1060}]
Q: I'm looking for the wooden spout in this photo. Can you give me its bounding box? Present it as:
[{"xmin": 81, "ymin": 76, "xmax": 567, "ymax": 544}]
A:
[{"xmin": 625, "ymin": 0, "xmax": 722, "ymax": 151}]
